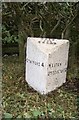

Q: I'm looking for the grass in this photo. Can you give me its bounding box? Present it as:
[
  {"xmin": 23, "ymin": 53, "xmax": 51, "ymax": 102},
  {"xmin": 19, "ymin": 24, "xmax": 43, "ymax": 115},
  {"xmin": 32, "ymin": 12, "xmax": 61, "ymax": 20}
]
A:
[{"xmin": 2, "ymin": 55, "xmax": 78, "ymax": 119}]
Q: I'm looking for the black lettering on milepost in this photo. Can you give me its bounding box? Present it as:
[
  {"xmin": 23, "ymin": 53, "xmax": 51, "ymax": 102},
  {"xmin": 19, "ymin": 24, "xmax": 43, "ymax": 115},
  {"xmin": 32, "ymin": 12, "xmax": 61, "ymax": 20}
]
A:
[
  {"xmin": 48, "ymin": 68, "xmax": 67, "ymax": 76},
  {"xmin": 38, "ymin": 39, "xmax": 56, "ymax": 45},
  {"xmin": 26, "ymin": 58, "xmax": 44, "ymax": 67},
  {"xmin": 41, "ymin": 63, "xmax": 44, "ymax": 67},
  {"xmin": 48, "ymin": 62, "xmax": 62, "ymax": 68}
]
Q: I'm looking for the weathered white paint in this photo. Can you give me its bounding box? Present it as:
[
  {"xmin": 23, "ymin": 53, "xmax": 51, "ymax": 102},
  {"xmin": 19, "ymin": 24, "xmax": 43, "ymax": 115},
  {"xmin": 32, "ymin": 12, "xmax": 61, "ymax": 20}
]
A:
[{"xmin": 26, "ymin": 37, "xmax": 69, "ymax": 94}]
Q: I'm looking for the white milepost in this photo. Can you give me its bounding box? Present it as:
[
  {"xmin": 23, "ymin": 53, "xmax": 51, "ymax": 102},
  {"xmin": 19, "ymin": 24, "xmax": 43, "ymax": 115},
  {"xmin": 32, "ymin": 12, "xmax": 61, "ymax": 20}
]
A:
[{"xmin": 26, "ymin": 37, "xmax": 69, "ymax": 94}]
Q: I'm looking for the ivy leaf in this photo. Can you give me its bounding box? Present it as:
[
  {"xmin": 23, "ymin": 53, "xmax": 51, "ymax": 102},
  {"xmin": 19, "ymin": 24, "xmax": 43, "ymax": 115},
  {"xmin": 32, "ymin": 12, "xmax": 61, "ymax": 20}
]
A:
[
  {"xmin": 3, "ymin": 113, "xmax": 13, "ymax": 119},
  {"xmin": 33, "ymin": 110, "xmax": 41, "ymax": 117}
]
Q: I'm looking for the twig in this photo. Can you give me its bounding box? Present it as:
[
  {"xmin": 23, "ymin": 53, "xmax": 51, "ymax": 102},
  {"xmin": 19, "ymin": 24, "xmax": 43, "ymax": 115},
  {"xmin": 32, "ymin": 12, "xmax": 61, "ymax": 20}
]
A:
[
  {"xmin": 50, "ymin": 19, "xmax": 61, "ymax": 35},
  {"xmin": 61, "ymin": 13, "xmax": 77, "ymax": 39}
]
